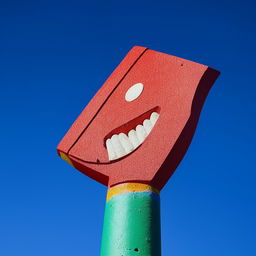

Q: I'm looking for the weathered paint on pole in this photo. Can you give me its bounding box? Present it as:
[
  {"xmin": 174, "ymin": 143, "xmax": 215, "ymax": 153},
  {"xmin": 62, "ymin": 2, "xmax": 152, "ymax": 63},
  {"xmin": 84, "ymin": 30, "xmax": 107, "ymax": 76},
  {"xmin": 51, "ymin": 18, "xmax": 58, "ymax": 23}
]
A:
[{"xmin": 101, "ymin": 183, "xmax": 161, "ymax": 256}]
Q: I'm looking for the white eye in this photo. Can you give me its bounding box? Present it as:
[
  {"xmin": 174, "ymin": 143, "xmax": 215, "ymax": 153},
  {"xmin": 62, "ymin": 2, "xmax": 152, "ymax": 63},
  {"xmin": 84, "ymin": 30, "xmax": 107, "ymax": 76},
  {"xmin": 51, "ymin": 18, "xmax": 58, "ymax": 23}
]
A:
[{"xmin": 125, "ymin": 83, "xmax": 144, "ymax": 102}]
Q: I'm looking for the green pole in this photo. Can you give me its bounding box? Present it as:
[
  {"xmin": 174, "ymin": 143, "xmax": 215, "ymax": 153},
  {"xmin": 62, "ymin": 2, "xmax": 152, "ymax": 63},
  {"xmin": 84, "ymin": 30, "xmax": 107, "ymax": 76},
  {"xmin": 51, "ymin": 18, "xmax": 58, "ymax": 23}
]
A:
[{"xmin": 100, "ymin": 183, "xmax": 161, "ymax": 256}]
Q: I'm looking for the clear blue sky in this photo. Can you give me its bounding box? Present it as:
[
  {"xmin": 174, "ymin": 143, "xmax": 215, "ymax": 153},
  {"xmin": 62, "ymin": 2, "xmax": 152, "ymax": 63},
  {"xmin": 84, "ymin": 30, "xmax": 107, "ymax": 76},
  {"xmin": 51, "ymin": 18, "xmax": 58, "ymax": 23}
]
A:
[{"xmin": 0, "ymin": 0, "xmax": 255, "ymax": 255}]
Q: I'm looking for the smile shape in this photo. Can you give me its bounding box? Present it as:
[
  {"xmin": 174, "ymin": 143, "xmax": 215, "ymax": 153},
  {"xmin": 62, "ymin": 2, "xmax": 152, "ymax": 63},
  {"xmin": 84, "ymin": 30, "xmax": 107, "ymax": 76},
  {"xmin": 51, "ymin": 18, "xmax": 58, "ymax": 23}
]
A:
[{"xmin": 106, "ymin": 112, "xmax": 160, "ymax": 161}]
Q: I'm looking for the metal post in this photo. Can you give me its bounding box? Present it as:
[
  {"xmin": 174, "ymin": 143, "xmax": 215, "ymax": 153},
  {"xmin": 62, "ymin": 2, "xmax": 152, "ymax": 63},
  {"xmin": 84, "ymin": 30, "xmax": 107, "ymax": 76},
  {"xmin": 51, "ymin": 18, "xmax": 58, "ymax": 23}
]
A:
[{"xmin": 100, "ymin": 183, "xmax": 161, "ymax": 256}]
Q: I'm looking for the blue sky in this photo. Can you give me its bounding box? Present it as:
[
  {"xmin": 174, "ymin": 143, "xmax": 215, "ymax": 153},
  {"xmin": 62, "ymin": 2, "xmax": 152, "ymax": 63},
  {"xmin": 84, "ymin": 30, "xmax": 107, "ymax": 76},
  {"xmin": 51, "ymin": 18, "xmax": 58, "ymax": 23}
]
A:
[{"xmin": 0, "ymin": 0, "xmax": 255, "ymax": 255}]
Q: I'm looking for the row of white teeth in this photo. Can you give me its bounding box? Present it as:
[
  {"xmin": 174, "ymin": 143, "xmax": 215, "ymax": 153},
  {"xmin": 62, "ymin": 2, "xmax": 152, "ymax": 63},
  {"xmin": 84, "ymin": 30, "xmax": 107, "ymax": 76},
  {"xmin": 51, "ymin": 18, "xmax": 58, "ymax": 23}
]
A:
[{"xmin": 106, "ymin": 112, "xmax": 160, "ymax": 161}]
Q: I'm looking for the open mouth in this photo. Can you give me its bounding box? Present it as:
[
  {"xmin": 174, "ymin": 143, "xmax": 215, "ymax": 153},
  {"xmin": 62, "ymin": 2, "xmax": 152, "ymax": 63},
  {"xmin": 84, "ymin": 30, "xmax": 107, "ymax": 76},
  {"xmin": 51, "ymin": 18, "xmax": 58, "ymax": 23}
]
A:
[{"xmin": 104, "ymin": 107, "xmax": 160, "ymax": 161}]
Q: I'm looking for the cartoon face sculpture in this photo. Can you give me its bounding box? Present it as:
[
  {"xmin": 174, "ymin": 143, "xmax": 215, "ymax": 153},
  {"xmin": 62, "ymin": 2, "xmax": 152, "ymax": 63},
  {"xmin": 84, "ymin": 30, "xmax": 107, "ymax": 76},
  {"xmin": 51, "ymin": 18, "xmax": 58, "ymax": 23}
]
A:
[{"xmin": 57, "ymin": 46, "xmax": 219, "ymax": 190}]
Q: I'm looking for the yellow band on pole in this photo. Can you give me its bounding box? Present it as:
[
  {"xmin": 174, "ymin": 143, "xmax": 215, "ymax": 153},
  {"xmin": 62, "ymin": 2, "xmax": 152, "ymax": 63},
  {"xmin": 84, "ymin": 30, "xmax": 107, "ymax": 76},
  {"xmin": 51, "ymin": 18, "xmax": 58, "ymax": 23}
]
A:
[{"xmin": 107, "ymin": 183, "xmax": 160, "ymax": 202}]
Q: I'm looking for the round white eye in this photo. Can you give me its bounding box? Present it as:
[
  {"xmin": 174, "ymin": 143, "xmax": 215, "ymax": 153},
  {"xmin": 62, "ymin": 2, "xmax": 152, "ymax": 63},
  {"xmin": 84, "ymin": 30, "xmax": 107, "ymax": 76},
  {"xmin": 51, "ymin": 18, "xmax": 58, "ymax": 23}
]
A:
[{"xmin": 125, "ymin": 83, "xmax": 144, "ymax": 102}]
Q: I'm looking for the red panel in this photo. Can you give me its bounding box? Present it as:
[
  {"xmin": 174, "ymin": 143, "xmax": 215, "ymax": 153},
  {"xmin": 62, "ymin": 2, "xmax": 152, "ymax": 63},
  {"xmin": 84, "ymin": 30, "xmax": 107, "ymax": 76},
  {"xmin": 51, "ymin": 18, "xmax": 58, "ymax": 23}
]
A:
[{"xmin": 57, "ymin": 47, "xmax": 220, "ymax": 190}]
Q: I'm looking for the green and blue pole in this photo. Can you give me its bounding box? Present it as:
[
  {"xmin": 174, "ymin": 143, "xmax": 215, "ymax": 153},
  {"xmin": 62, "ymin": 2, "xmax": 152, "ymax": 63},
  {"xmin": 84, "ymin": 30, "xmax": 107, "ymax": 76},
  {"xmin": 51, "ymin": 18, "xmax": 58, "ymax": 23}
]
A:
[{"xmin": 100, "ymin": 183, "xmax": 161, "ymax": 256}]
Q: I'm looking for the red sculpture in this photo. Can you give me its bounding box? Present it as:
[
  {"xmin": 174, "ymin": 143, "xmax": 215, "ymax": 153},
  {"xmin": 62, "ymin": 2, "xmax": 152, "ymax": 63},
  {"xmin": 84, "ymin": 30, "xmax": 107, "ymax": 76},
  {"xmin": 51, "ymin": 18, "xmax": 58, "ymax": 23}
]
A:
[{"xmin": 57, "ymin": 46, "xmax": 220, "ymax": 190}]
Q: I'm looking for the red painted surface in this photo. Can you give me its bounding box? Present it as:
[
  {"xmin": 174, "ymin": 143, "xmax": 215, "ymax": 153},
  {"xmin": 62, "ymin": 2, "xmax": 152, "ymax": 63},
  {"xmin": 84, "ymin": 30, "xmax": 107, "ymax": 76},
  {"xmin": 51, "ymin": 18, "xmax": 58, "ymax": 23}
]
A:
[{"xmin": 57, "ymin": 46, "xmax": 220, "ymax": 190}]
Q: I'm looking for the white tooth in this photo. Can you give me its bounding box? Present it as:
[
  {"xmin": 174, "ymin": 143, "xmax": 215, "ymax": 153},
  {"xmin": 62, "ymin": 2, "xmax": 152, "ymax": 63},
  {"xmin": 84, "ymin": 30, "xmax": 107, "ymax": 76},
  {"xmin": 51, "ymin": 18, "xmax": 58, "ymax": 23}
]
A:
[
  {"xmin": 136, "ymin": 125, "xmax": 147, "ymax": 143},
  {"xmin": 128, "ymin": 130, "xmax": 140, "ymax": 148},
  {"xmin": 111, "ymin": 134, "xmax": 126, "ymax": 158},
  {"xmin": 143, "ymin": 119, "xmax": 153, "ymax": 135},
  {"xmin": 106, "ymin": 139, "xmax": 117, "ymax": 161},
  {"xmin": 118, "ymin": 133, "xmax": 134, "ymax": 154},
  {"xmin": 150, "ymin": 112, "xmax": 159, "ymax": 126}
]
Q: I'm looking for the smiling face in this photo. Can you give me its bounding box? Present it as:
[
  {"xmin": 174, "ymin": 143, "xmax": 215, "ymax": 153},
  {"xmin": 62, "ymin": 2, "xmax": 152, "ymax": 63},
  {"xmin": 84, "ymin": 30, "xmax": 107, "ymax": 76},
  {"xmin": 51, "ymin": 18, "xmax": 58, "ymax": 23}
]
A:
[
  {"xmin": 57, "ymin": 46, "xmax": 220, "ymax": 190},
  {"xmin": 105, "ymin": 82, "xmax": 160, "ymax": 161}
]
